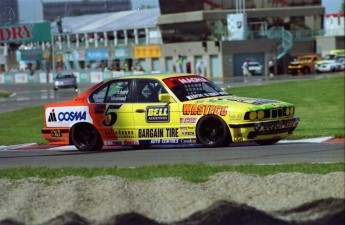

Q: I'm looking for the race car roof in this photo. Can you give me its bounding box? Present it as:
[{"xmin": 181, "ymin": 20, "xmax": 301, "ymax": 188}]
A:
[{"xmin": 55, "ymin": 8, "xmax": 160, "ymax": 34}]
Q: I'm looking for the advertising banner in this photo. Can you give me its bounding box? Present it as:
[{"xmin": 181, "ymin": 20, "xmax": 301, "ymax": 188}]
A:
[
  {"xmin": 91, "ymin": 71, "xmax": 103, "ymax": 83},
  {"xmin": 14, "ymin": 73, "xmax": 28, "ymax": 83},
  {"xmin": 16, "ymin": 49, "xmax": 43, "ymax": 62},
  {"xmin": 85, "ymin": 49, "xmax": 109, "ymax": 61},
  {"xmin": 79, "ymin": 71, "xmax": 91, "ymax": 83},
  {"xmin": 134, "ymin": 45, "xmax": 161, "ymax": 59},
  {"xmin": 0, "ymin": 22, "xmax": 51, "ymax": 43},
  {"xmin": 0, "ymin": 73, "xmax": 15, "ymax": 84},
  {"xmin": 114, "ymin": 47, "xmax": 131, "ymax": 59}
]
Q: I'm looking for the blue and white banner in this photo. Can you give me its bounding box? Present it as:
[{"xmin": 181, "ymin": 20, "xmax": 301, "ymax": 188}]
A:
[{"xmin": 85, "ymin": 49, "xmax": 109, "ymax": 61}]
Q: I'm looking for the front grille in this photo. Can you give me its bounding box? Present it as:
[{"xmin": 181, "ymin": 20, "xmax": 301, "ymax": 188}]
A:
[
  {"xmin": 272, "ymin": 108, "xmax": 283, "ymax": 118},
  {"xmin": 244, "ymin": 107, "xmax": 293, "ymax": 120}
]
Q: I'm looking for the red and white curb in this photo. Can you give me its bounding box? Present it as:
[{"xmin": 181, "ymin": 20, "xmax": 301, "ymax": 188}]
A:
[{"xmin": 1, "ymin": 137, "xmax": 343, "ymax": 151}]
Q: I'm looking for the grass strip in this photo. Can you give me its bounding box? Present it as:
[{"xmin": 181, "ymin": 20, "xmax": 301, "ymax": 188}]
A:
[
  {"xmin": 0, "ymin": 163, "xmax": 343, "ymax": 183},
  {"xmin": 0, "ymin": 90, "xmax": 12, "ymax": 97}
]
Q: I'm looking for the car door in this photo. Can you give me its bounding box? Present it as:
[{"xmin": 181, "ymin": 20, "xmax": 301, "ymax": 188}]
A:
[
  {"xmin": 89, "ymin": 79, "xmax": 135, "ymax": 145},
  {"xmin": 131, "ymin": 78, "xmax": 180, "ymax": 145}
]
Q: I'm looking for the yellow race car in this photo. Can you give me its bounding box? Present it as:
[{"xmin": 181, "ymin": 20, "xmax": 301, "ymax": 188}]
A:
[{"xmin": 42, "ymin": 74, "xmax": 299, "ymax": 150}]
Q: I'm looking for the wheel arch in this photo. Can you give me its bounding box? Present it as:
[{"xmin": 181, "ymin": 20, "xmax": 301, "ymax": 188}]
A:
[
  {"xmin": 70, "ymin": 122, "xmax": 103, "ymax": 145},
  {"xmin": 195, "ymin": 114, "xmax": 232, "ymax": 147}
]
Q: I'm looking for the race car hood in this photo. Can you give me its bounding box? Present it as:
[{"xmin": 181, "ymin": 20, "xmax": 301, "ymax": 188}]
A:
[{"xmin": 192, "ymin": 95, "xmax": 293, "ymax": 111}]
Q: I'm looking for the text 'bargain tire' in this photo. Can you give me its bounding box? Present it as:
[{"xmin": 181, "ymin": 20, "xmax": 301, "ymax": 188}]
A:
[
  {"xmin": 196, "ymin": 115, "xmax": 231, "ymax": 147},
  {"xmin": 71, "ymin": 123, "xmax": 103, "ymax": 151}
]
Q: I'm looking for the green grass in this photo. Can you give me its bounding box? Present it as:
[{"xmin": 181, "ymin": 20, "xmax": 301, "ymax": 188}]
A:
[
  {"xmin": 0, "ymin": 163, "xmax": 343, "ymax": 182},
  {"xmin": 0, "ymin": 76, "xmax": 344, "ymax": 146},
  {"xmin": 226, "ymin": 76, "xmax": 345, "ymax": 139},
  {"xmin": 0, "ymin": 90, "xmax": 11, "ymax": 97},
  {"xmin": 0, "ymin": 106, "xmax": 46, "ymax": 145}
]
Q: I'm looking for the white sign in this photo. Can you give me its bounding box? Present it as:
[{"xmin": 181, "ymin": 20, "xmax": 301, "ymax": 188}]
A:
[{"xmin": 45, "ymin": 106, "xmax": 93, "ymax": 127}]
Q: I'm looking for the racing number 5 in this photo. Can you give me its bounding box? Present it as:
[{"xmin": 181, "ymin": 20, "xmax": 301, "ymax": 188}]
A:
[{"xmin": 101, "ymin": 105, "xmax": 118, "ymax": 127}]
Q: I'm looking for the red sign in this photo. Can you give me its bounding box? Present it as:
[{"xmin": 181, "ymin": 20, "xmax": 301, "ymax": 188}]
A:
[
  {"xmin": 0, "ymin": 25, "xmax": 32, "ymax": 42},
  {"xmin": 0, "ymin": 22, "xmax": 51, "ymax": 43}
]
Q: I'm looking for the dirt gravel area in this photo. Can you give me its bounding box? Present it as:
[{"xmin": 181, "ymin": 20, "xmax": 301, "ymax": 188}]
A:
[{"xmin": 0, "ymin": 172, "xmax": 344, "ymax": 225}]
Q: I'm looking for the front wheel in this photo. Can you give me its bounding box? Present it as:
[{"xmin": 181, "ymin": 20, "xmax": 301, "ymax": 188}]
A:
[
  {"xmin": 71, "ymin": 123, "xmax": 103, "ymax": 151},
  {"xmin": 255, "ymin": 138, "xmax": 280, "ymax": 145},
  {"xmin": 196, "ymin": 115, "xmax": 231, "ymax": 147}
]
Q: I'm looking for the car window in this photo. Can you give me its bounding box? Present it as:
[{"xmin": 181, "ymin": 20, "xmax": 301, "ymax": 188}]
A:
[
  {"xmin": 107, "ymin": 81, "xmax": 131, "ymax": 103},
  {"xmin": 90, "ymin": 80, "xmax": 131, "ymax": 103},
  {"xmin": 136, "ymin": 79, "xmax": 167, "ymax": 103}
]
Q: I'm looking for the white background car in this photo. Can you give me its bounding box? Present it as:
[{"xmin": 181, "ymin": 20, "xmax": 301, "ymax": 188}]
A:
[
  {"xmin": 316, "ymin": 55, "xmax": 345, "ymax": 73},
  {"xmin": 247, "ymin": 61, "xmax": 263, "ymax": 75}
]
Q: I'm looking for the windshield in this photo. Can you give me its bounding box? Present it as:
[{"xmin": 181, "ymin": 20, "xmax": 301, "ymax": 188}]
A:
[{"xmin": 163, "ymin": 75, "xmax": 230, "ymax": 102}]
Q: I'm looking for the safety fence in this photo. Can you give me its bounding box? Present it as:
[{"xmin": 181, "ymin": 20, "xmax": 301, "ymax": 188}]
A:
[{"xmin": 0, "ymin": 70, "xmax": 163, "ymax": 84}]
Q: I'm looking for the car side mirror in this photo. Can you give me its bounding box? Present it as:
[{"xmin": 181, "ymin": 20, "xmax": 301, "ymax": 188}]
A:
[{"xmin": 159, "ymin": 93, "xmax": 175, "ymax": 103}]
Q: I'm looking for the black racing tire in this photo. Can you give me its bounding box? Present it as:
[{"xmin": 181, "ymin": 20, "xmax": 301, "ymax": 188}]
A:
[
  {"xmin": 196, "ymin": 115, "xmax": 231, "ymax": 147},
  {"xmin": 255, "ymin": 138, "xmax": 281, "ymax": 145},
  {"xmin": 71, "ymin": 123, "xmax": 103, "ymax": 151}
]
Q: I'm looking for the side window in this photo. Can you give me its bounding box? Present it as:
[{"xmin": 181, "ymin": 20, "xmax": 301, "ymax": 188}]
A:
[
  {"xmin": 136, "ymin": 79, "xmax": 167, "ymax": 103},
  {"xmin": 89, "ymin": 80, "xmax": 131, "ymax": 103},
  {"xmin": 90, "ymin": 85, "xmax": 108, "ymax": 103},
  {"xmin": 107, "ymin": 81, "xmax": 131, "ymax": 103}
]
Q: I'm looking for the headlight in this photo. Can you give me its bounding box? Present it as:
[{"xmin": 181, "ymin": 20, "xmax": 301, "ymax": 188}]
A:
[
  {"xmin": 257, "ymin": 111, "xmax": 265, "ymax": 119},
  {"xmin": 249, "ymin": 111, "xmax": 257, "ymax": 120},
  {"xmin": 290, "ymin": 107, "xmax": 294, "ymax": 115}
]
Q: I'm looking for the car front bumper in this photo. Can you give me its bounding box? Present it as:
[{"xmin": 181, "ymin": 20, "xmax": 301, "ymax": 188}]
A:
[{"xmin": 229, "ymin": 117, "xmax": 299, "ymax": 142}]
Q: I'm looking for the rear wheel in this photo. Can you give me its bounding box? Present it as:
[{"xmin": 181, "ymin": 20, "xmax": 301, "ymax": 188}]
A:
[
  {"xmin": 255, "ymin": 138, "xmax": 280, "ymax": 145},
  {"xmin": 196, "ymin": 115, "xmax": 231, "ymax": 147},
  {"xmin": 71, "ymin": 123, "xmax": 103, "ymax": 151}
]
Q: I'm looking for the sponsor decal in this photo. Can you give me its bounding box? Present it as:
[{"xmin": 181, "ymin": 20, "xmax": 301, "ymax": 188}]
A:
[
  {"xmin": 229, "ymin": 113, "xmax": 243, "ymax": 121},
  {"xmin": 186, "ymin": 92, "xmax": 221, "ymax": 100},
  {"xmin": 51, "ymin": 130, "xmax": 62, "ymax": 137},
  {"xmin": 114, "ymin": 130, "xmax": 134, "ymax": 138},
  {"xmin": 138, "ymin": 128, "xmax": 178, "ymax": 138},
  {"xmin": 163, "ymin": 75, "xmax": 210, "ymax": 88},
  {"xmin": 180, "ymin": 117, "xmax": 198, "ymax": 124},
  {"xmin": 150, "ymin": 139, "xmax": 179, "ymax": 144},
  {"xmin": 178, "ymin": 77, "xmax": 208, "ymax": 84},
  {"xmin": 46, "ymin": 137, "xmax": 68, "ymax": 142},
  {"xmin": 48, "ymin": 109, "xmax": 86, "ymax": 122},
  {"xmin": 180, "ymin": 126, "xmax": 195, "ymax": 131},
  {"xmin": 123, "ymin": 140, "xmax": 138, "ymax": 145},
  {"xmin": 101, "ymin": 105, "xmax": 121, "ymax": 127},
  {"xmin": 46, "ymin": 106, "xmax": 93, "ymax": 127},
  {"xmin": 106, "ymin": 140, "xmax": 122, "ymax": 146},
  {"xmin": 182, "ymin": 104, "xmax": 228, "ymax": 116},
  {"xmin": 161, "ymin": 139, "xmax": 179, "ymax": 143},
  {"xmin": 104, "ymin": 129, "xmax": 116, "ymax": 138},
  {"xmin": 181, "ymin": 132, "xmax": 195, "ymax": 136},
  {"xmin": 146, "ymin": 106, "xmax": 170, "ymax": 123},
  {"xmin": 180, "ymin": 139, "xmax": 197, "ymax": 144}
]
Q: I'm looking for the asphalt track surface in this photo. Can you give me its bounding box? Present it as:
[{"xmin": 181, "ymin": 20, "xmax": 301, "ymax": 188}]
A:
[
  {"xmin": 0, "ymin": 73, "xmax": 344, "ymax": 168},
  {"xmin": 0, "ymin": 138, "xmax": 344, "ymax": 168}
]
